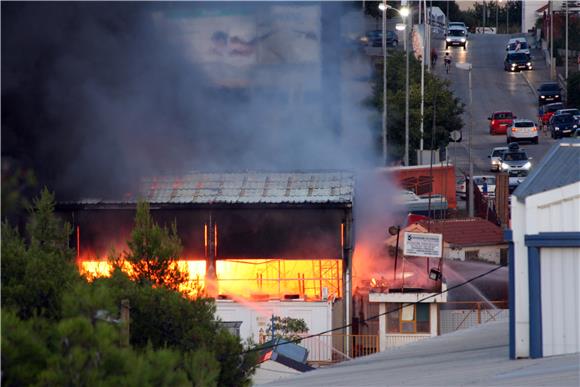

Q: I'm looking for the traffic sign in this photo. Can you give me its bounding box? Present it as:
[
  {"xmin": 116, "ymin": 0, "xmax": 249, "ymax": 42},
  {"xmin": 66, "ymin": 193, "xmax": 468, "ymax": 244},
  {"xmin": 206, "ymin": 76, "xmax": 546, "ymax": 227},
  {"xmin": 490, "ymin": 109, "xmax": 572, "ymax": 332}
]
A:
[
  {"xmin": 403, "ymin": 232, "xmax": 443, "ymax": 258},
  {"xmin": 450, "ymin": 130, "xmax": 462, "ymax": 142}
]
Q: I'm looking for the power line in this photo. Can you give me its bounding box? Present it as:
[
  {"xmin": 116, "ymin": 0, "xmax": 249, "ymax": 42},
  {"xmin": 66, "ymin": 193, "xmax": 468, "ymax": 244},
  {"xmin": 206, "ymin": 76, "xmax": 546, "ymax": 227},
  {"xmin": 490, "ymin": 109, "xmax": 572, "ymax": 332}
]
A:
[{"xmin": 244, "ymin": 262, "xmax": 507, "ymax": 354}]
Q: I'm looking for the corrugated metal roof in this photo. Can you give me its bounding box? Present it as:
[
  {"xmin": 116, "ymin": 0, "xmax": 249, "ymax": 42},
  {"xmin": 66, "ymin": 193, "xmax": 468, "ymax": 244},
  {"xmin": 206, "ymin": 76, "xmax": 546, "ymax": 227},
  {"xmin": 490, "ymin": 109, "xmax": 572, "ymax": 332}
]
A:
[
  {"xmin": 514, "ymin": 141, "xmax": 580, "ymax": 201},
  {"xmin": 76, "ymin": 171, "xmax": 354, "ymax": 205}
]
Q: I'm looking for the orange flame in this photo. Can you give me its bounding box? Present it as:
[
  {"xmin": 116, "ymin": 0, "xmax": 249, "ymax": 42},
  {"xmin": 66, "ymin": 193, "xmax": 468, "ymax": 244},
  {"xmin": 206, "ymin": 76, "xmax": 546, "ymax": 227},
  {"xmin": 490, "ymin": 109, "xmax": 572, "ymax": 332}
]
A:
[{"xmin": 78, "ymin": 254, "xmax": 342, "ymax": 301}]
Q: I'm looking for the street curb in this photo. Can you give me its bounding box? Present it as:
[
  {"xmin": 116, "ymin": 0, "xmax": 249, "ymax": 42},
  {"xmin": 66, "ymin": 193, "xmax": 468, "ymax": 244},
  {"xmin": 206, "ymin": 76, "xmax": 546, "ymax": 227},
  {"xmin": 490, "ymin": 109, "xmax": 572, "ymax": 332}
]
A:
[{"xmin": 521, "ymin": 72, "xmax": 537, "ymax": 98}]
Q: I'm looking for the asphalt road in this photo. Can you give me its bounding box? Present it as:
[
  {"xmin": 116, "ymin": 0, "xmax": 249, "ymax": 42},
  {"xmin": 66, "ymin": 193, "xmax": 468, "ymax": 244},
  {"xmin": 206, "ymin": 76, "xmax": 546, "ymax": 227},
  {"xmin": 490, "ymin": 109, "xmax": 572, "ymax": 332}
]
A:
[{"xmin": 432, "ymin": 33, "xmax": 558, "ymax": 176}]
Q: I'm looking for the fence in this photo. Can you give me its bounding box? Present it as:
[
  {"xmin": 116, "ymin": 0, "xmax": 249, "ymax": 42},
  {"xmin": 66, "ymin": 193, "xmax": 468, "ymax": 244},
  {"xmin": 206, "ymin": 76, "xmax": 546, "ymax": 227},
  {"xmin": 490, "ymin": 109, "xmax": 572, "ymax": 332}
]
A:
[
  {"xmin": 299, "ymin": 334, "xmax": 379, "ymax": 364},
  {"xmin": 440, "ymin": 301, "xmax": 509, "ymax": 335}
]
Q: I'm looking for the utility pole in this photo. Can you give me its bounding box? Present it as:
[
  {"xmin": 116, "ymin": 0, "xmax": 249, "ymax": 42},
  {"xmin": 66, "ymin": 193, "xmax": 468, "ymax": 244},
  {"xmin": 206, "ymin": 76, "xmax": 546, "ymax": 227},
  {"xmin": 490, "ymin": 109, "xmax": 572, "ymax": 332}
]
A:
[
  {"xmin": 566, "ymin": 1, "xmax": 569, "ymax": 80},
  {"xmin": 467, "ymin": 66, "xmax": 474, "ymax": 218},
  {"xmin": 550, "ymin": 1, "xmax": 555, "ymax": 80},
  {"xmin": 405, "ymin": 14, "xmax": 410, "ymax": 167},
  {"xmin": 496, "ymin": 3, "xmax": 499, "ymax": 33},
  {"xmin": 420, "ymin": 0, "xmax": 427, "ymax": 164},
  {"xmin": 507, "ymin": 1, "xmax": 509, "ymax": 34},
  {"xmin": 382, "ymin": 0, "xmax": 388, "ymax": 165}
]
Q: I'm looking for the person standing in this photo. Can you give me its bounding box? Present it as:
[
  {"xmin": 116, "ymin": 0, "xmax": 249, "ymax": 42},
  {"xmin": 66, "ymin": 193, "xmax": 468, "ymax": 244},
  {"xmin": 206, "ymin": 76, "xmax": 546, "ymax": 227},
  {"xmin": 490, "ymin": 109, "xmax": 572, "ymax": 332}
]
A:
[{"xmin": 482, "ymin": 177, "xmax": 489, "ymax": 196}]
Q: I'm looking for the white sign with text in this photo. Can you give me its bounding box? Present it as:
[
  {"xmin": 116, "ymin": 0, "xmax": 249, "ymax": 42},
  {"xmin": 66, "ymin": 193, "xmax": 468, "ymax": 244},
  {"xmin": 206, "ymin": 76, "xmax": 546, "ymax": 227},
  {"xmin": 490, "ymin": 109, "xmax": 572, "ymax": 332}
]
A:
[{"xmin": 403, "ymin": 232, "xmax": 443, "ymax": 258}]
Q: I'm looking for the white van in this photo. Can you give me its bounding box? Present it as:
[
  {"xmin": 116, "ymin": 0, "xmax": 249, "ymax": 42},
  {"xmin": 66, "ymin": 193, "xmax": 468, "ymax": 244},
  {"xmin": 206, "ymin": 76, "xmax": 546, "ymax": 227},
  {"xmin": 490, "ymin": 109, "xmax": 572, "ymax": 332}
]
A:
[{"xmin": 506, "ymin": 37, "xmax": 531, "ymax": 56}]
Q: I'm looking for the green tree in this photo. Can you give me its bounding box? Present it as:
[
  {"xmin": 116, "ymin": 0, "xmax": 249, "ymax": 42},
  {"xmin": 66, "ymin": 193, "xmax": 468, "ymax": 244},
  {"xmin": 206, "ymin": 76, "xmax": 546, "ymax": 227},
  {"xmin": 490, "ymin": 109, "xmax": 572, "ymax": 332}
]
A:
[
  {"xmin": 267, "ymin": 316, "xmax": 309, "ymax": 342},
  {"xmin": 125, "ymin": 201, "xmax": 188, "ymax": 290},
  {"xmin": 370, "ymin": 51, "xmax": 464, "ymax": 164},
  {"xmin": 1, "ymin": 188, "xmax": 80, "ymax": 320}
]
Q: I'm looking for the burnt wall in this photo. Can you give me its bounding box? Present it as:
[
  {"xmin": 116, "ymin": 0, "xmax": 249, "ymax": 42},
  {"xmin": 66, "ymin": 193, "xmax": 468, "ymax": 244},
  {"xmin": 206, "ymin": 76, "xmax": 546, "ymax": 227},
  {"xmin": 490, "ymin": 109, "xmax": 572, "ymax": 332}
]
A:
[{"xmin": 60, "ymin": 206, "xmax": 348, "ymax": 260}]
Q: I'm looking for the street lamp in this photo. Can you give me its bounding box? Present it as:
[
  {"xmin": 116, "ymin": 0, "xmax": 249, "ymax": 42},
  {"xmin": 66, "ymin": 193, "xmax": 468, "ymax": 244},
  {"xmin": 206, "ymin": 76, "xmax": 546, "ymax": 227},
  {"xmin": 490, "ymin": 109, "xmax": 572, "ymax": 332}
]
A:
[
  {"xmin": 455, "ymin": 62, "xmax": 474, "ymax": 218},
  {"xmin": 378, "ymin": 3, "xmax": 410, "ymax": 166}
]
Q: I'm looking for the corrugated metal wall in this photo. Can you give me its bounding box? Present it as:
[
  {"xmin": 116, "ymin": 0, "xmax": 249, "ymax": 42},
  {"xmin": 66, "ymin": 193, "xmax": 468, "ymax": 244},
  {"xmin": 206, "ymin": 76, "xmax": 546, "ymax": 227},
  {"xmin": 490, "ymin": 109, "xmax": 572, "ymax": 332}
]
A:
[{"xmin": 540, "ymin": 247, "xmax": 580, "ymax": 357}]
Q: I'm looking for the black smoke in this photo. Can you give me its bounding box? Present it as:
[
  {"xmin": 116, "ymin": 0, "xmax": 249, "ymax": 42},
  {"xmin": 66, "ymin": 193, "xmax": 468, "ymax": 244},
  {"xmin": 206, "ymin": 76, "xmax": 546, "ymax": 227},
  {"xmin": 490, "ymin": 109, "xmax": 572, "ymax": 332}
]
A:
[{"xmin": 2, "ymin": 2, "xmax": 376, "ymax": 200}]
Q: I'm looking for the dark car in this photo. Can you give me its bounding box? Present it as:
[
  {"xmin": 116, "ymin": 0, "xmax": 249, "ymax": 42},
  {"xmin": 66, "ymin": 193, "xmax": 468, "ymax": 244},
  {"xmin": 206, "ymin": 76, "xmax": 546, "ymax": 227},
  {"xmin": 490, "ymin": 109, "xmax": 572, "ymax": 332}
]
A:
[
  {"xmin": 361, "ymin": 30, "xmax": 398, "ymax": 47},
  {"xmin": 537, "ymin": 82, "xmax": 562, "ymax": 105},
  {"xmin": 504, "ymin": 52, "xmax": 532, "ymax": 72},
  {"xmin": 548, "ymin": 113, "xmax": 578, "ymax": 139},
  {"xmin": 539, "ymin": 102, "xmax": 565, "ymax": 126}
]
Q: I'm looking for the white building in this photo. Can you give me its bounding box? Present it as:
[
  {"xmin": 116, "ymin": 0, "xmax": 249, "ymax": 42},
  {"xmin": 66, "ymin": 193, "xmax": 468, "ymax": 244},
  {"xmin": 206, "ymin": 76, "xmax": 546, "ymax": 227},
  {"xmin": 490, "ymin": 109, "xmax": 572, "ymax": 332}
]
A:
[
  {"xmin": 369, "ymin": 288, "xmax": 447, "ymax": 351},
  {"xmin": 507, "ymin": 141, "xmax": 580, "ymax": 359}
]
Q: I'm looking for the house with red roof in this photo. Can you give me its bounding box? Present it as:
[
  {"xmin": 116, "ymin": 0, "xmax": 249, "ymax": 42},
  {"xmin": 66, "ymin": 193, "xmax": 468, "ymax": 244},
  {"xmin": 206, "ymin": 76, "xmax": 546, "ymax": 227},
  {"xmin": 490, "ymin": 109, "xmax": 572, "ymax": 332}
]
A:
[{"xmin": 387, "ymin": 218, "xmax": 508, "ymax": 264}]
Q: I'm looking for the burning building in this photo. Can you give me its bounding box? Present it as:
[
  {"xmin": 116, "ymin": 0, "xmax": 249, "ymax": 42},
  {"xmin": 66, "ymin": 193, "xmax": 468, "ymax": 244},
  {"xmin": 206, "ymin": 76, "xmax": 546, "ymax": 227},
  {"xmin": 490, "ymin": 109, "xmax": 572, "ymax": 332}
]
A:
[{"xmin": 58, "ymin": 171, "xmax": 354, "ymax": 353}]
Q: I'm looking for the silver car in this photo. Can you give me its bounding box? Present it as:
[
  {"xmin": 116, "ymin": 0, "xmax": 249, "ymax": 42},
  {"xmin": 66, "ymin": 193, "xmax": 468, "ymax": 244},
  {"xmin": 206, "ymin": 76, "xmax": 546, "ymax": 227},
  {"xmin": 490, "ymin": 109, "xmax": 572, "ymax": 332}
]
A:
[
  {"xmin": 488, "ymin": 146, "xmax": 509, "ymax": 171},
  {"xmin": 499, "ymin": 148, "xmax": 532, "ymax": 173}
]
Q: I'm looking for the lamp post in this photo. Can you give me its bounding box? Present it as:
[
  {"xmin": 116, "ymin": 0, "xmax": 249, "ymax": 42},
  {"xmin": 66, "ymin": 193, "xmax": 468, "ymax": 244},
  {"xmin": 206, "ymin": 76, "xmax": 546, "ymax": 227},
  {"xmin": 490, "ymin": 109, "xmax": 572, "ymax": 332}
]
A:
[
  {"xmin": 379, "ymin": 1, "xmax": 388, "ymax": 165},
  {"xmin": 379, "ymin": 3, "xmax": 410, "ymax": 166},
  {"xmin": 400, "ymin": 6, "xmax": 410, "ymax": 166},
  {"xmin": 456, "ymin": 62, "xmax": 474, "ymax": 218}
]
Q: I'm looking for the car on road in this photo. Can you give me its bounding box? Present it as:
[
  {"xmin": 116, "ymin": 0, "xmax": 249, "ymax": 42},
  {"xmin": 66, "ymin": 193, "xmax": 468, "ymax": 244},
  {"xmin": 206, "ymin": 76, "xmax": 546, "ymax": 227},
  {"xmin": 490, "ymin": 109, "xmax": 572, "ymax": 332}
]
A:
[
  {"xmin": 506, "ymin": 38, "xmax": 531, "ymax": 56},
  {"xmin": 507, "ymin": 119, "xmax": 539, "ymax": 144},
  {"xmin": 488, "ymin": 112, "xmax": 515, "ymax": 135},
  {"xmin": 360, "ymin": 30, "xmax": 398, "ymax": 47},
  {"xmin": 488, "ymin": 146, "xmax": 509, "ymax": 171},
  {"xmin": 498, "ymin": 144, "xmax": 532, "ymax": 173},
  {"xmin": 445, "ymin": 27, "xmax": 467, "ymax": 49},
  {"xmin": 539, "ymin": 102, "xmax": 565, "ymax": 126},
  {"xmin": 537, "ymin": 82, "xmax": 562, "ymax": 105},
  {"xmin": 548, "ymin": 113, "xmax": 578, "ymax": 139},
  {"xmin": 508, "ymin": 169, "xmax": 529, "ymax": 194},
  {"xmin": 448, "ymin": 22, "xmax": 468, "ymax": 36},
  {"xmin": 504, "ymin": 52, "xmax": 532, "ymax": 72}
]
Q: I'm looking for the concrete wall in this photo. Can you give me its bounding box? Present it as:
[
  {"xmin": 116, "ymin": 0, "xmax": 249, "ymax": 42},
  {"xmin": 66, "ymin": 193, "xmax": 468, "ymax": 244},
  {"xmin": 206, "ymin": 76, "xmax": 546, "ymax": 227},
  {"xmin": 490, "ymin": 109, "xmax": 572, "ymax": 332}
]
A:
[
  {"xmin": 522, "ymin": 1, "xmax": 545, "ymax": 33},
  {"xmin": 445, "ymin": 244, "xmax": 508, "ymax": 264}
]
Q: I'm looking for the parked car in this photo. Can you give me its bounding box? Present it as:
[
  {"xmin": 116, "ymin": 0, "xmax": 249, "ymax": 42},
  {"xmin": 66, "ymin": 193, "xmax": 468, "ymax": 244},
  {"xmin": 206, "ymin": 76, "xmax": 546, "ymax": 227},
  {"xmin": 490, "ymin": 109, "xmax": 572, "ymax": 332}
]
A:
[
  {"xmin": 506, "ymin": 37, "xmax": 531, "ymax": 56},
  {"xmin": 537, "ymin": 82, "xmax": 562, "ymax": 105},
  {"xmin": 445, "ymin": 27, "xmax": 467, "ymax": 49},
  {"xmin": 539, "ymin": 102, "xmax": 565, "ymax": 126},
  {"xmin": 456, "ymin": 176, "xmax": 467, "ymax": 200},
  {"xmin": 554, "ymin": 108, "xmax": 580, "ymax": 124},
  {"xmin": 548, "ymin": 113, "xmax": 578, "ymax": 139},
  {"xmin": 507, "ymin": 119, "xmax": 539, "ymax": 144},
  {"xmin": 498, "ymin": 144, "xmax": 532, "ymax": 173},
  {"xmin": 360, "ymin": 30, "xmax": 398, "ymax": 47},
  {"xmin": 488, "ymin": 111, "xmax": 515, "ymax": 135},
  {"xmin": 504, "ymin": 52, "xmax": 532, "ymax": 72},
  {"xmin": 488, "ymin": 146, "xmax": 509, "ymax": 171}
]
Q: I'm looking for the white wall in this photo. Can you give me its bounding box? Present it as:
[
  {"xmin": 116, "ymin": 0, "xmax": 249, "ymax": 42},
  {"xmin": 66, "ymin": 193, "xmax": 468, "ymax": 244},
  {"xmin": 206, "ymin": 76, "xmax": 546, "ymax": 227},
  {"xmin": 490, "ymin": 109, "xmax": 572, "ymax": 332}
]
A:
[
  {"xmin": 215, "ymin": 300, "xmax": 332, "ymax": 343},
  {"xmin": 540, "ymin": 247, "xmax": 580, "ymax": 357},
  {"xmin": 445, "ymin": 244, "xmax": 507, "ymax": 264},
  {"xmin": 522, "ymin": 1, "xmax": 545, "ymax": 33},
  {"xmin": 512, "ymin": 181, "xmax": 580, "ymax": 358}
]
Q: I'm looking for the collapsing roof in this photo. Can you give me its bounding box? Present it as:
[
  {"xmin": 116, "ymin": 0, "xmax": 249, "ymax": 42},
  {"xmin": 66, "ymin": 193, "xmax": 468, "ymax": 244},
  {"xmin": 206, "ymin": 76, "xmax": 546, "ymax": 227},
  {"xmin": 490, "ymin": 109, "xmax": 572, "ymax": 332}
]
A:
[{"xmin": 69, "ymin": 171, "xmax": 355, "ymax": 207}]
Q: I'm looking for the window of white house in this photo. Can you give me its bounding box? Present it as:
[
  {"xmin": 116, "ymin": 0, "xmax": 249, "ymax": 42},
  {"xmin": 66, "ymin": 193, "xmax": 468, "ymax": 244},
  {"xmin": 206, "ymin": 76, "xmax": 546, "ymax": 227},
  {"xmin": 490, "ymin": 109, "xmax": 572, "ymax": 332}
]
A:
[
  {"xmin": 386, "ymin": 303, "xmax": 430, "ymax": 334},
  {"xmin": 465, "ymin": 250, "xmax": 480, "ymax": 260}
]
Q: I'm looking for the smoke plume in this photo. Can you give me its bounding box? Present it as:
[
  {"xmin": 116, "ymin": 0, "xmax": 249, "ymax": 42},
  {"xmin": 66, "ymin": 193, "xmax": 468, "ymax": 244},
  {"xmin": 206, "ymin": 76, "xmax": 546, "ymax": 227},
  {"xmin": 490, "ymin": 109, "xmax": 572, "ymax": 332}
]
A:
[{"xmin": 2, "ymin": 2, "xmax": 379, "ymax": 200}]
